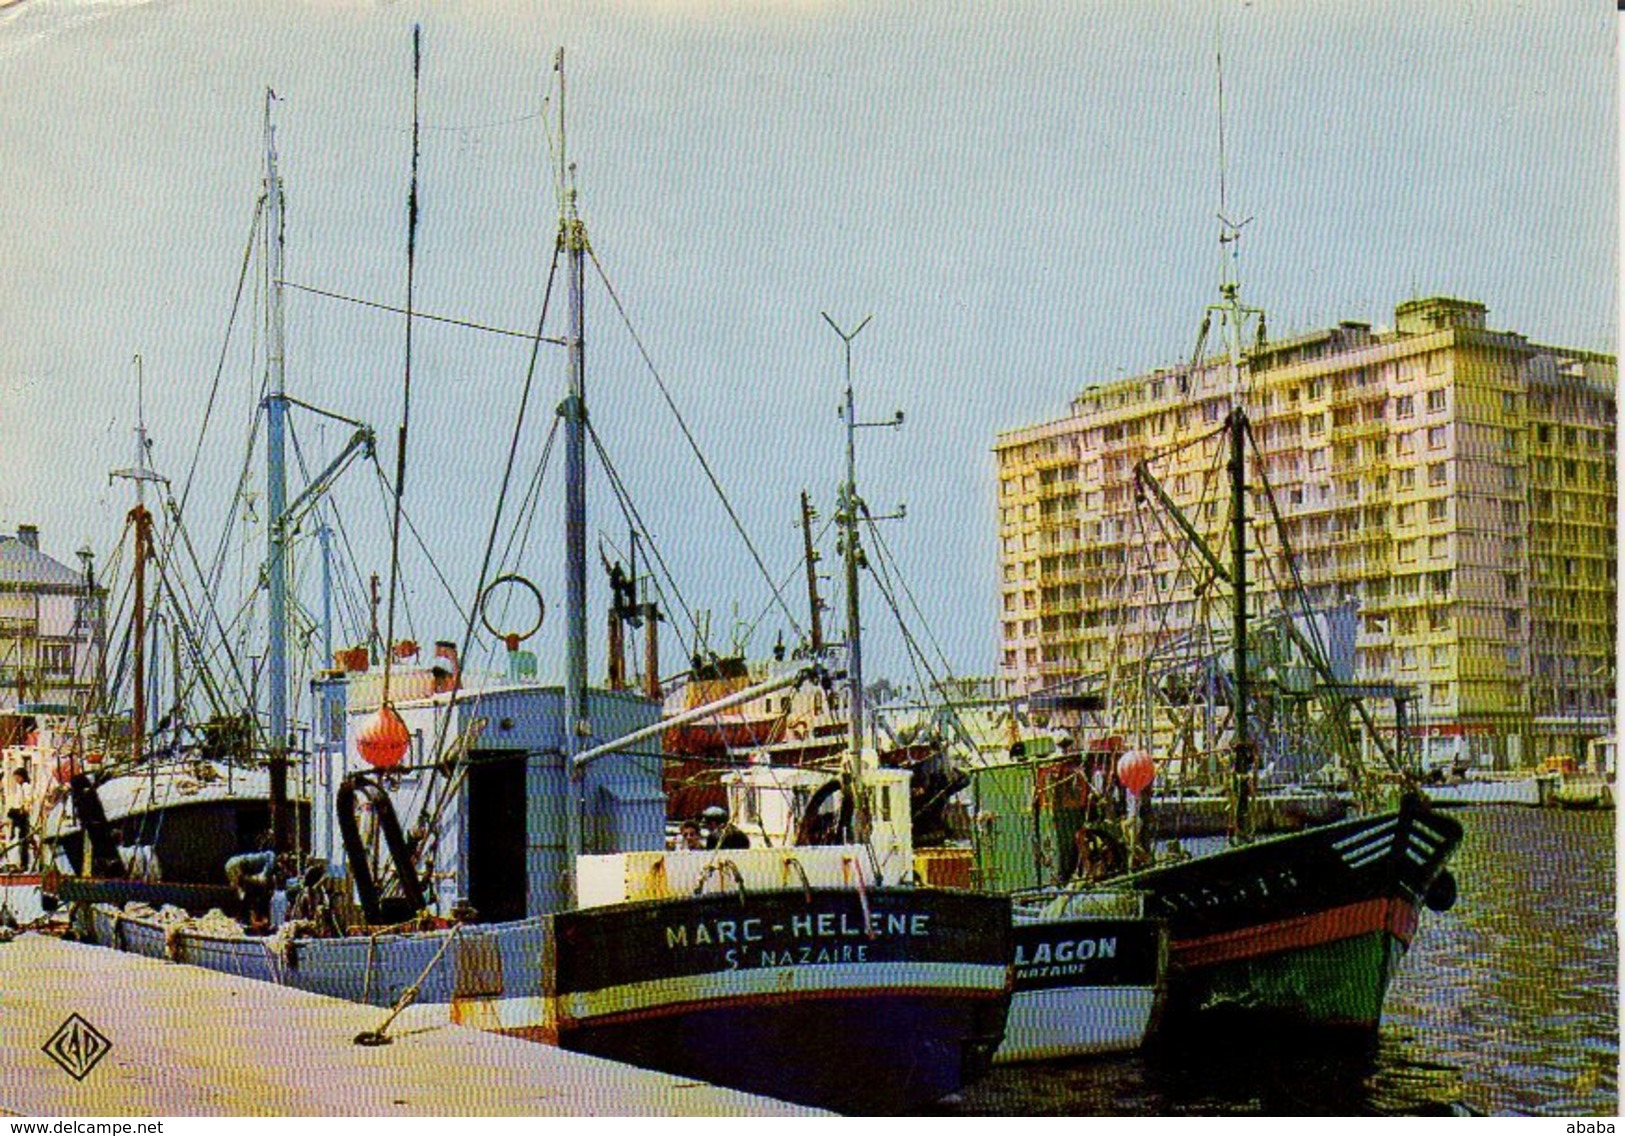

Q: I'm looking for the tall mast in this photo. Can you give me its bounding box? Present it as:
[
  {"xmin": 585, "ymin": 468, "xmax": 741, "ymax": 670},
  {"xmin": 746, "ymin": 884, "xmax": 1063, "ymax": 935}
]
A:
[
  {"xmin": 318, "ymin": 517, "xmax": 333, "ymax": 670},
  {"xmin": 264, "ymin": 90, "xmax": 292, "ymax": 855},
  {"xmin": 559, "ymin": 49, "xmax": 590, "ymax": 904},
  {"xmin": 821, "ymin": 312, "xmax": 871, "ymax": 768},
  {"xmin": 1228, "ymin": 396, "xmax": 1252, "ymax": 841},
  {"xmin": 800, "ymin": 490, "xmax": 825, "ymax": 653},
  {"xmin": 111, "ymin": 354, "xmax": 165, "ymax": 765},
  {"xmin": 1192, "ymin": 12, "xmax": 1265, "ymax": 841}
]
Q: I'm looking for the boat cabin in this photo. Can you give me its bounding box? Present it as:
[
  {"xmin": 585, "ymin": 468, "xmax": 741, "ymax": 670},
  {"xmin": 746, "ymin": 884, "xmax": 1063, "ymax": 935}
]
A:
[{"xmin": 310, "ymin": 671, "xmax": 666, "ymax": 922}]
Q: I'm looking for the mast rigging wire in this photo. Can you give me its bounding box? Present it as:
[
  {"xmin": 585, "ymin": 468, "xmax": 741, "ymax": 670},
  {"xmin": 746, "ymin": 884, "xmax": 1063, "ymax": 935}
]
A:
[
  {"xmin": 586, "ymin": 247, "xmax": 806, "ymax": 643},
  {"xmin": 380, "ymin": 27, "xmax": 424, "ymax": 703}
]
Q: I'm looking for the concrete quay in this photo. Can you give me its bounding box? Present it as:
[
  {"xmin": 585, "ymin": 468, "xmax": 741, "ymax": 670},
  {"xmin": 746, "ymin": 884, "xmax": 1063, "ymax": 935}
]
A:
[{"xmin": 0, "ymin": 933, "xmax": 821, "ymax": 1117}]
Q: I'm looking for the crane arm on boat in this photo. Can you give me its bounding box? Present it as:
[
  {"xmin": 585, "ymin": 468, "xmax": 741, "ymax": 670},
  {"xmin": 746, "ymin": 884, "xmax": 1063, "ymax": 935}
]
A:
[
  {"xmin": 277, "ymin": 426, "xmax": 376, "ymax": 536},
  {"xmin": 571, "ymin": 664, "xmax": 825, "ymax": 770}
]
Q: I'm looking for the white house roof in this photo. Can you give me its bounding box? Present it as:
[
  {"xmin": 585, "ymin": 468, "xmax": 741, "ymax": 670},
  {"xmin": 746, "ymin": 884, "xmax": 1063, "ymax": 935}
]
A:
[{"xmin": 0, "ymin": 537, "xmax": 84, "ymax": 590}]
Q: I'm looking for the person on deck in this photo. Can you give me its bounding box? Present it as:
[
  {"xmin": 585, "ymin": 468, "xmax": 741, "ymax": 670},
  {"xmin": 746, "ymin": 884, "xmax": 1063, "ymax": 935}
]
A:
[
  {"xmin": 700, "ymin": 806, "xmax": 728, "ymax": 849},
  {"xmin": 225, "ymin": 837, "xmax": 280, "ymax": 930},
  {"xmin": 679, "ymin": 820, "xmax": 704, "ymax": 850},
  {"xmin": 5, "ymin": 767, "xmax": 32, "ymax": 870}
]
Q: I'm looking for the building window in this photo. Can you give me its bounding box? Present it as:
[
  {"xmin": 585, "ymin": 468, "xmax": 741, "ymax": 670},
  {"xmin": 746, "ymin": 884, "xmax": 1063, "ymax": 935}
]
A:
[
  {"xmin": 1427, "ymin": 463, "xmax": 1447, "ymax": 487},
  {"xmin": 1427, "ymin": 426, "xmax": 1447, "ymax": 449},
  {"xmin": 1429, "ymin": 607, "xmax": 1449, "ymax": 632},
  {"xmin": 1398, "ymin": 540, "xmax": 1417, "ymax": 563},
  {"xmin": 1397, "ymin": 468, "xmax": 1415, "ymax": 491},
  {"xmin": 1397, "ymin": 503, "xmax": 1414, "ymax": 526},
  {"xmin": 1431, "ymin": 644, "xmax": 1450, "ymax": 668},
  {"xmin": 1429, "ymin": 535, "xmax": 1448, "ymax": 559},
  {"xmin": 1395, "ymin": 394, "xmax": 1415, "ymax": 419},
  {"xmin": 1400, "ymin": 647, "xmax": 1418, "ymax": 670},
  {"xmin": 1426, "ymin": 388, "xmax": 1447, "ymax": 413},
  {"xmin": 40, "ymin": 641, "xmax": 74, "ymax": 678},
  {"xmin": 1504, "ymin": 574, "xmax": 1519, "ymax": 598},
  {"xmin": 1427, "ymin": 499, "xmax": 1448, "ymax": 522},
  {"xmin": 1502, "ymin": 392, "xmax": 1518, "ymax": 415},
  {"xmin": 1397, "ymin": 432, "xmax": 1416, "ymax": 456},
  {"xmin": 1430, "ymin": 682, "xmax": 1450, "ymax": 705}
]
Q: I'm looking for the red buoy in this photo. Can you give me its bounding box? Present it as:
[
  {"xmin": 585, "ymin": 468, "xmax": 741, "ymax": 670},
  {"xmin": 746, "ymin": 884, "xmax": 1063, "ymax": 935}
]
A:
[
  {"xmin": 357, "ymin": 702, "xmax": 410, "ymax": 769},
  {"xmin": 1116, "ymin": 750, "xmax": 1155, "ymax": 795}
]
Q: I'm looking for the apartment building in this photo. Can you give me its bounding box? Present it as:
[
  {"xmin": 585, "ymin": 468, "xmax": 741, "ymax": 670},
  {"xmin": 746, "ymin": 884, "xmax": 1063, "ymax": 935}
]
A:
[
  {"xmin": 995, "ymin": 297, "xmax": 1615, "ymax": 771},
  {"xmin": 0, "ymin": 525, "xmax": 104, "ymax": 713}
]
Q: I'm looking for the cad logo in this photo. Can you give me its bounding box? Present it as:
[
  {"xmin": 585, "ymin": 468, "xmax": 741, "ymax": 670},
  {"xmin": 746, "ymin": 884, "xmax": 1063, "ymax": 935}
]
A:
[{"xmin": 42, "ymin": 1014, "xmax": 112, "ymax": 1081}]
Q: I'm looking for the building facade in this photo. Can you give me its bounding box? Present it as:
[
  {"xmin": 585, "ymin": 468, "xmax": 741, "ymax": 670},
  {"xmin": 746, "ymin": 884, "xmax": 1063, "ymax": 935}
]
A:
[
  {"xmin": 994, "ymin": 298, "xmax": 1615, "ymax": 771},
  {"xmin": 0, "ymin": 525, "xmax": 104, "ymax": 713}
]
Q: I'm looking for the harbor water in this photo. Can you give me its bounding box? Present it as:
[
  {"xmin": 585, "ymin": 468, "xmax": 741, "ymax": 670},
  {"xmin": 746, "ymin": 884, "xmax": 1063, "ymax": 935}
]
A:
[{"xmin": 935, "ymin": 806, "xmax": 1618, "ymax": 1116}]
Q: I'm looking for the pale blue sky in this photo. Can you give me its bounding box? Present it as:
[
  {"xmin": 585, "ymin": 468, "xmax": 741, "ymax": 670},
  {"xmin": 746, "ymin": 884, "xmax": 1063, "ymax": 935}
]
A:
[{"xmin": 0, "ymin": 0, "xmax": 1615, "ymax": 691}]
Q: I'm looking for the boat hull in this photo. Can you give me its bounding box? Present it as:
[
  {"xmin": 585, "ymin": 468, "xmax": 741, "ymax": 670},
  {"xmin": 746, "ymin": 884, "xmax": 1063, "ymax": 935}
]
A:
[
  {"xmin": 544, "ymin": 887, "xmax": 1012, "ymax": 1114},
  {"xmin": 998, "ymin": 912, "xmax": 1165, "ymax": 1063},
  {"xmin": 88, "ymin": 906, "xmax": 547, "ymax": 1030},
  {"xmin": 1108, "ymin": 796, "xmax": 1460, "ymax": 1033},
  {"xmin": 1421, "ymin": 775, "xmax": 1549, "ymax": 808}
]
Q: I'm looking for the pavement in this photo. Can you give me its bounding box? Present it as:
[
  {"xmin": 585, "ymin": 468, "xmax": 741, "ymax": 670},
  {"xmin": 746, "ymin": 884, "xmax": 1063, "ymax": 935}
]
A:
[{"xmin": 0, "ymin": 932, "xmax": 822, "ymax": 1116}]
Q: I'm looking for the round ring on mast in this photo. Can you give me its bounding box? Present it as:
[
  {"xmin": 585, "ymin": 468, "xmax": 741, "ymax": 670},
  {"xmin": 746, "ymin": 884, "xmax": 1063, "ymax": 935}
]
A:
[{"xmin": 479, "ymin": 573, "xmax": 545, "ymax": 648}]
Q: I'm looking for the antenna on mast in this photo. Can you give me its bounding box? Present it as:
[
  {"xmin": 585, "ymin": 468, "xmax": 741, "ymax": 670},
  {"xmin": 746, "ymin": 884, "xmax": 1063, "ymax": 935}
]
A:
[{"xmin": 1214, "ymin": 9, "xmax": 1253, "ymax": 293}]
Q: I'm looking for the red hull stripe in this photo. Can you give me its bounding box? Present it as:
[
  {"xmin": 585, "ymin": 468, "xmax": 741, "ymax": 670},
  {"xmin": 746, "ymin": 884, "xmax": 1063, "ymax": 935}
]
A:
[
  {"xmin": 556, "ymin": 983, "xmax": 1006, "ymax": 1032},
  {"xmin": 1173, "ymin": 896, "xmax": 1420, "ymax": 970}
]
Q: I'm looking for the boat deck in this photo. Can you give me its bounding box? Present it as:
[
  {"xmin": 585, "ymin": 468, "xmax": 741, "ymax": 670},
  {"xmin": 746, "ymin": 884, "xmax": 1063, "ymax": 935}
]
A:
[{"xmin": 0, "ymin": 933, "xmax": 821, "ymax": 1116}]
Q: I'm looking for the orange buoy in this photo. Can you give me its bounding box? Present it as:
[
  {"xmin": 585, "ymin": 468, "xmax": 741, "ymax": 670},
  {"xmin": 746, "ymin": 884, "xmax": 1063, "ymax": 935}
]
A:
[
  {"xmin": 357, "ymin": 702, "xmax": 410, "ymax": 769},
  {"xmin": 1116, "ymin": 749, "xmax": 1155, "ymax": 795}
]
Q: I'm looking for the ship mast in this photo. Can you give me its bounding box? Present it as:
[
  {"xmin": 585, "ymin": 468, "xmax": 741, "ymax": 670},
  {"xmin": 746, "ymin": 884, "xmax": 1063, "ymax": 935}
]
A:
[
  {"xmin": 263, "ymin": 90, "xmax": 293, "ymax": 856},
  {"xmin": 800, "ymin": 490, "xmax": 825, "ymax": 653},
  {"xmin": 559, "ymin": 50, "xmax": 590, "ymax": 905},
  {"xmin": 1208, "ymin": 17, "xmax": 1264, "ymax": 842},
  {"xmin": 110, "ymin": 354, "xmax": 166, "ymax": 766},
  {"xmin": 822, "ymin": 313, "xmax": 871, "ymax": 797}
]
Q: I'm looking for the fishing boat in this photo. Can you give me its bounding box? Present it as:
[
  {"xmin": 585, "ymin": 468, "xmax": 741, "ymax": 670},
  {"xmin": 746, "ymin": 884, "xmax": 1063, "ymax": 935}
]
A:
[
  {"xmin": 1044, "ymin": 224, "xmax": 1463, "ymax": 1038},
  {"xmin": 1418, "ymin": 770, "xmax": 1554, "ymax": 808},
  {"xmin": 942, "ymin": 752, "xmax": 1165, "ymax": 1062},
  {"xmin": 81, "ymin": 50, "xmax": 1011, "ymax": 1115},
  {"xmin": 666, "ymin": 749, "xmax": 1156, "ymax": 1068},
  {"xmin": 39, "ymin": 175, "xmax": 342, "ymax": 915}
]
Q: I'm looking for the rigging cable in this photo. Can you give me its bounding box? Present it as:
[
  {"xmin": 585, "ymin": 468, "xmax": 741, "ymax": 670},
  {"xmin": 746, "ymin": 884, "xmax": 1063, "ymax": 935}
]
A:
[
  {"xmin": 586, "ymin": 247, "xmax": 806, "ymax": 642},
  {"xmin": 176, "ymin": 196, "xmax": 266, "ymax": 524},
  {"xmin": 583, "ymin": 417, "xmax": 701, "ymax": 659},
  {"xmin": 380, "ymin": 26, "xmax": 424, "ymax": 705},
  {"xmin": 406, "ymin": 224, "xmax": 566, "ymax": 851},
  {"xmin": 277, "ymin": 280, "xmax": 567, "ymax": 347}
]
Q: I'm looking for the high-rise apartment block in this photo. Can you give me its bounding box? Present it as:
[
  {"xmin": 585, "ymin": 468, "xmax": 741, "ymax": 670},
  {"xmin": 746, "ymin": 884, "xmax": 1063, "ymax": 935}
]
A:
[{"xmin": 994, "ymin": 298, "xmax": 1615, "ymax": 771}]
